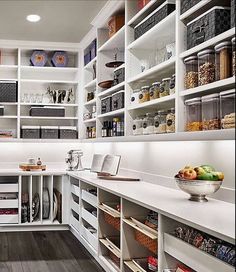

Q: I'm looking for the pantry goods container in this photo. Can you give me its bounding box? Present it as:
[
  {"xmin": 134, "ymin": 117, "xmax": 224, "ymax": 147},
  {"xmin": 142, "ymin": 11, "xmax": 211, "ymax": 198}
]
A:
[
  {"xmin": 139, "ymin": 86, "xmax": 150, "ymax": 103},
  {"xmin": 132, "ymin": 116, "xmax": 143, "ymax": 136},
  {"xmin": 180, "ymin": 0, "xmax": 201, "ymax": 14},
  {"xmin": 184, "ymin": 56, "xmax": 198, "ymax": 89},
  {"xmin": 202, "ymin": 93, "xmax": 220, "ymax": 130},
  {"xmin": 169, "ymin": 74, "xmax": 175, "ymax": 95},
  {"xmin": 158, "ymin": 110, "xmax": 168, "ymax": 133},
  {"xmin": 21, "ymin": 126, "xmax": 40, "ymax": 139},
  {"xmin": 130, "ymin": 89, "xmax": 140, "ymax": 105},
  {"xmin": 142, "ymin": 113, "xmax": 155, "ymax": 135},
  {"xmin": 59, "ymin": 126, "xmax": 77, "ymax": 139},
  {"xmin": 198, "ymin": 49, "xmax": 215, "ymax": 86},
  {"xmin": 41, "ymin": 126, "xmax": 59, "ymax": 139},
  {"xmin": 185, "ymin": 97, "xmax": 202, "ymax": 132},
  {"xmin": 101, "ymin": 96, "xmax": 112, "ymax": 114},
  {"xmin": 149, "ymin": 82, "xmax": 160, "ymax": 100},
  {"xmin": 160, "ymin": 78, "xmax": 170, "ymax": 97},
  {"xmin": 187, "ymin": 7, "xmax": 231, "ymax": 49},
  {"xmin": 166, "ymin": 108, "xmax": 175, "ymax": 133},
  {"xmin": 215, "ymin": 41, "xmax": 232, "ymax": 80},
  {"xmin": 112, "ymin": 91, "xmax": 124, "ymax": 111},
  {"xmin": 113, "ymin": 64, "xmax": 125, "ymax": 85},
  {"xmin": 0, "ymin": 81, "xmax": 18, "ymax": 102},
  {"xmin": 30, "ymin": 106, "xmax": 65, "ymax": 117},
  {"xmin": 154, "ymin": 112, "xmax": 161, "ymax": 134},
  {"xmin": 220, "ymin": 90, "xmax": 235, "ymax": 129},
  {"xmin": 232, "ymin": 37, "xmax": 236, "ymax": 76}
]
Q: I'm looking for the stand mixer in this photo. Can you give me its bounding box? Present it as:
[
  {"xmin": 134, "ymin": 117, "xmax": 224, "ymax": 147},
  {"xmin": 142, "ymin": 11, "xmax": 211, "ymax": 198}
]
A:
[{"xmin": 66, "ymin": 150, "xmax": 84, "ymax": 171}]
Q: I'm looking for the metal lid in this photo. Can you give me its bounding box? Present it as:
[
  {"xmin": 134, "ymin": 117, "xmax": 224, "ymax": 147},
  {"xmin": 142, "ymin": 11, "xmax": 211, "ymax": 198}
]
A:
[
  {"xmin": 185, "ymin": 97, "xmax": 201, "ymax": 105},
  {"xmin": 202, "ymin": 93, "xmax": 219, "ymax": 101},
  {"xmin": 214, "ymin": 41, "xmax": 231, "ymax": 51},
  {"xmin": 59, "ymin": 126, "xmax": 77, "ymax": 130},
  {"xmin": 197, "ymin": 49, "xmax": 215, "ymax": 57},
  {"xmin": 184, "ymin": 55, "xmax": 198, "ymax": 63},
  {"xmin": 141, "ymin": 86, "xmax": 149, "ymax": 89},
  {"xmin": 152, "ymin": 82, "xmax": 160, "ymax": 86},
  {"xmin": 132, "ymin": 89, "xmax": 140, "ymax": 93},
  {"xmin": 162, "ymin": 77, "xmax": 171, "ymax": 81}
]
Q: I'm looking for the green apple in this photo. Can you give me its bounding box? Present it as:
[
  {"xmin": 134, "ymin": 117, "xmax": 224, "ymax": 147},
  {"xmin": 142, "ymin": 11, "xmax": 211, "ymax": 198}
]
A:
[
  {"xmin": 200, "ymin": 165, "xmax": 215, "ymax": 173},
  {"xmin": 197, "ymin": 172, "xmax": 214, "ymax": 181}
]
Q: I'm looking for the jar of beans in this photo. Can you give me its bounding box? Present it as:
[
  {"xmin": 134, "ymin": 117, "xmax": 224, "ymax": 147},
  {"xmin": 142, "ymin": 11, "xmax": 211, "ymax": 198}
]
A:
[
  {"xmin": 202, "ymin": 93, "xmax": 220, "ymax": 130},
  {"xmin": 149, "ymin": 82, "xmax": 160, "ymax": 100},
  {"xmin": 139, "ymin": 86, "xmax": 150, "ymax": 103},
  {"xmin": 198, "ymin": 49, "xmax": 215, "ymax": 85},
  {"xmin": 232, "ymin": 37, "xmax": 235, "ymax": 76},
  {"xmin": 215, "ymin": 41, "xmax": 232, "ymax": 81},
  {"xmin": 185, "ymin": 97, "xmax": 202, "ymax": 131},
  {"xmin": 184, "ymin": 56, "xmax": 198, "ymax": 89}
]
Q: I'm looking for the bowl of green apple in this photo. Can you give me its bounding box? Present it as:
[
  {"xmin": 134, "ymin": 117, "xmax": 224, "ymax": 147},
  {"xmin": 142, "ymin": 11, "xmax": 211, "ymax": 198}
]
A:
[{"xmin": 175, "ymin": 165, "xmax": 224, "ymax": 202}]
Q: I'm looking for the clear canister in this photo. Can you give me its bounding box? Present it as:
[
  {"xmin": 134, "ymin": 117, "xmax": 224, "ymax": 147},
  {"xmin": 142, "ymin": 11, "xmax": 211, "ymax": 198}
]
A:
[
  {"xmin": 160, "ymin": 78, "xmax": 170, "ymax": 97},
  {"xmin": 166, "ymin": 108, "xmax": 175, "ymax": 133},
  {"xmin": 130, "ymin": 89, "xmax": 140, "ymax": 104},
  {"xmin": 232, "ymin": 37, "xmax": 236, "ymax": 76},
  {"xmin": 184, "ymin": 56, "xmax": 198, "ymax": 89},
  {"xmin": 142, "ymin": 113, "xmax": 155, "ymax": 135},
  {"xmin": 158, "ymin": 110, "xmax": 168, "ymax": 133},
  {"xmin": 198, "ymin": 49, "xmax": 215, "ymax": 85},
  {"xmin": 149, "ymin": 82, "xmax": 160, "ymax": 100},
  {"xmin": 139, "ymin": 86, "xmax": 150, "ymax": 103},
  {"xmin": 154, "ymin": 113, "xmax": 160, "ymax": 134},
  {"xmin": 202, "ymin": 93, "xmax": 220, "ymax": 130},
  {"xmin": 132, "ymin": 116, "xmax": 143, "ymax": 135},
  {"xmin": 215, "ymin": 41, "xmax": 232, "ymax": 80},
  {"xmin": 220, "ymin": 90, "xmax": 235, "ymax": 129},
  {"xmin": 185, "ymin": 97, "xmax": 202, "ymax": 131},
  {"xmin": 169, "ymin": 74, "xmax": 175, "ymax": 95}
]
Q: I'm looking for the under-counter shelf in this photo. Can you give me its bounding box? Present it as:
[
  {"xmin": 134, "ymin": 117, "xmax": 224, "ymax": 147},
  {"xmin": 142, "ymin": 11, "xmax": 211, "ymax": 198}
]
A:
[
  {"xmin": 0, "ymin": 214, "xmax": 18, "ymax": 224},
  {"xmin": 70, "ymin": 210, "xmax": 80, "ymax": 231},
  {"xmin": 81, "ymin": 224, "xmax": 98, "ymax": 250},
  {"xmin": 81, "ymin": 189, "xmax": 97, "ymax": 208},
  {"xmin": 71, "ymin": 184, "xmax": 80, "ymax": 197},
  {"xmin": 71, "ymin": 199, "xmax": 80, "ymax": 215},
  {"xmin": 81, "ymin": 207, "xmax": 98, "ymax": 230}
]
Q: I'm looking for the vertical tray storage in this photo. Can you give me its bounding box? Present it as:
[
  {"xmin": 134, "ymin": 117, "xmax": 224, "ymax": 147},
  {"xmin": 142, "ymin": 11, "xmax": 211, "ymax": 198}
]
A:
[{"xmin": 70, "ymin": 176, "xmax": 80, "ymax": 231}]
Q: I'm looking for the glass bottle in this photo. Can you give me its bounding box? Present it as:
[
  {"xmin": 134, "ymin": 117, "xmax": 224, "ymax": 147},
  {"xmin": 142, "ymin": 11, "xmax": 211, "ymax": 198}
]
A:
[{"xmin": 149, "ymin": 82, "xmax": 160, "ymax": 100}]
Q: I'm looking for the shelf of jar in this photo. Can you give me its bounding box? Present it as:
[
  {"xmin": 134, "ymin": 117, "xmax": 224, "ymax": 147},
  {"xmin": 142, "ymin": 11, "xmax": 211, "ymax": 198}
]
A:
[
  {"xmin": 83, "ymin": 118, "xmax": 96, "ymax": 124},
  {"xmin": 84, "ymin": 99, "xmax": 96, "ymax": 106},
  {"xmin": 127, "ymin": 11, "xmax": 176, "ymax": 50},
  {"xmin": 180, "ymin": 77, "xmax": 235, "ymax": 97},
  {"xmin": 98, "ymin": 82, "xmax": 125, "ymax": 98},
  {"xmin": 83, "ymin": 56, "xmax": 97, "ymax": 71},
  {"xmin": 0, "ymin": 115, "xmax": 17, "ymax": 119},
  {"xmin": 84, "ymin": 78, "xmax": 97, "ymax": 89},
  {"xmin": 97, "ymin": 108, "xmax": 125, "ymax": 119},
  {"xmin": 20, "ymin": 116, "xmax": 78, "ymax": 120},
  {"xmin": 98, "ymin": 25, "xmax": 125, "ymax": 52},
  {"xmin": 21, "ymin": 79, "xmax": 78, "ymax": 84},
  {"xmin": 20, "ymin": 103, "xmax": 78, "ymax": 107},
  {"xmin": 180, "ymin": 28, "xmax": 235, "ymax": 59}
]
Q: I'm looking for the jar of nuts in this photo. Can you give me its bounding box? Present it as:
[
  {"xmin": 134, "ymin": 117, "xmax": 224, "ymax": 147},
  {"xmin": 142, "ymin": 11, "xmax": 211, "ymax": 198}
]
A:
[
  {"xmin": 232, "ymin": 37, "xmax": 235, "ymax": 76},
  {"xmin": 202, "ymin": 93, "xmax": 220, "ymax": 130},
  {"xmin": 184, "ymin": 56, "xmax": 198, "ymax": 89},
  {"xmin": 198, "ymin": 49, "xmax": 215, "ymax": 86},
  {"xmin": 215, "ymin": 41, "xmax": 232, "ymax": 81},
  {"xmin": 139, "ymin": 86, "xmax": 150, "ymax": 103},
  {"xmin": 185, "ymin": 97, "xmax": 202, "ymax": 132}
]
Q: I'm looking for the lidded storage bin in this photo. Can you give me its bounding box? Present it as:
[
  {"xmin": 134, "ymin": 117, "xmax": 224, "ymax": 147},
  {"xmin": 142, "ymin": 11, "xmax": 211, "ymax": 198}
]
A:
[
  {"xmin": 149, "ymin": 82, "xmax": 160, "ymax": 100},
  {"xmin": 202, "ymin": 93, "xmax": 220, "ymax": 130},
  {"xmin": 41, "ymin": 126, "xmax": 59, "ymax": 139},
  {"xmin": 21, "ymin": 126, "xmax": 40, "ymax": 139},
  {"xmin": 198, "ymin": 49, "xmax": 215, "ymax": 86},
  {"xmin": 185, "ymin": 97, "xmax": 202, "ymax": 131},
  {"xmin": 59, "ymin": 126, "xmax": 77, "ymax": 139},
  {"xmin": 113, "ymin": 64, "xmax": 125, "ymax": 85},
  {"xmin": 157, "ymin": 110, "xmax": 168, "ymax": 133},
  {"xmin": 0, "ymin": 81, "xmax": 18, "ymax": 102},
  {"xmin": 30, "ymin": 106, "xmax": 65, "ymax": 117},
  {"xmin": 215, "ymin": 41, "xmax": 232, "ymax": 80},
  {"xmin": 180, "ymin": 0, "xmax": 201, "ymax": 14},
  {"xmin": 220, "ymin": 90, "xmax": 235, "ymax": 129},
  {"xmin": 111, "ymin": 90, "xmax": 124, "ymax": 111},
  {"xmin": 184, "ymin": 56, "xmax": 198, "ymax": 89},
  {"xmin": 101, "ymin": 96, "xmax": 112, "ymax": 114}
]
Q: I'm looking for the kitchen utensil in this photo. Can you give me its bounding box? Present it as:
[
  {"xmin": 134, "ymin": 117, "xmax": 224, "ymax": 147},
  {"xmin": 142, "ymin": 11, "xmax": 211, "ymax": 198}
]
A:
[
  {"xmin": 105, "ymin": 61, "xmax": 124, "ymax": 68},
  {"xmin": 66, "ymin": 149, "xmax": 84, "ymax": 171}
]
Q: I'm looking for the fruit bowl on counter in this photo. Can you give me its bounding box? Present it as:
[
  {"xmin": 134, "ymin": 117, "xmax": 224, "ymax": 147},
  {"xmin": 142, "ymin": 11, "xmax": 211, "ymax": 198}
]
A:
[{"xmin": 175, "ymin": 165, "xmax": 224, "ymax": 202}]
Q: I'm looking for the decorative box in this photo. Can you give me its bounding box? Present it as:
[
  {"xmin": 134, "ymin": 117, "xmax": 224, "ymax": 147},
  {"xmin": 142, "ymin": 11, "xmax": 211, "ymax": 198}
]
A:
[
  {"xmin": 231, "ymin": 0, "xmax": 235, "ymax": 28},
  {"xmin": 112, "ymin": 91, "xmax": 124, "ymax": 111},
  {"xmin": 108, "ymin": 15, "xmax": 125, "ymax": 38},
  {"xmin": 41, "ymin": 126, "xmax": 59, "ymax": 139},
  {"xmin": 21, "ymin": 126, "xmax": 40, "ymax": 139},
  {"xmin": 0, "ymin": 81, "xmax": 17, "ymax": 102},
  {"xmin": 84, "ymin": 46, "xmax": 91, "ymax": 66},
  {"xmin": 90, "ymin": 39, "xmax": 97, "ymax": 60},
  {"xmin": 134, "ymin": 1, "xmax": 175, "ymax": 40},
  {"xmin": 30, "ymin": 50, "xmax": 48, "ymax": 67},
  {"xmin": 187, "ymin": 7, "xmax": 231, "ymax": 50},
  {"xmin": 101, "ymin": 96, "xmax": 112, "ymax": 114},
  {"xmin": 29, "ymin": 106, "xmax": 65, "ymax": 117},
  {"xmin": 180, "ymin": 0, "xmax": 201, "ymax": 14},
  {"xmin": 51, "ymin": 51, "xmax": 68, "ymax": 67},
  {"xmin": 0, "ymin": 106, "xmax": 4, "ymax": 116},
  {"xmin": 113, "ymin": 64, "xmax": 125, "ymax": 85},
  {"xmin": 138, "ymin": 0, "xmax": 151, "ymax": 11},
  {"xmin": 59, "ymin": 126, "xmax": 77, "ymax": 139}
]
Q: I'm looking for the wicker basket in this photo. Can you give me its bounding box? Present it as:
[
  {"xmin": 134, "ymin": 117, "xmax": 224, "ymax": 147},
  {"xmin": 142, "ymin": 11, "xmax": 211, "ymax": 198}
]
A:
[
  {"xmin": 104, "ymin": 212, "xmax": 120, "ymax": 231},
  {"xmin": 135, "ymin": 229, "xmax": 157, "ymax": 254},
  {"xmin": 109, "ymin": 251, "xmax": 120, "ymax": 268}
]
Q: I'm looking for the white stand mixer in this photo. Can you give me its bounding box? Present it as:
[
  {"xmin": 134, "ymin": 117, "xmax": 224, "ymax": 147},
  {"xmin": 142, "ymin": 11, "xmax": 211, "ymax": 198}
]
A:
[{"xmin": 66, "ymin": 150, "xmax": 84, "ymax": 171}]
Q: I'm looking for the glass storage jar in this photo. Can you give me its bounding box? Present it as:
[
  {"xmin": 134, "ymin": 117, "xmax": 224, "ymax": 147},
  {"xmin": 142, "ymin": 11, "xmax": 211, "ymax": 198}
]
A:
[
  {"xmin": 185, "ymin": 97, "xmax": 202, "ymax": 131},
  {"xmin": 166, "ymin": 108, "xmax": 175, "ymax": 133},
  {"xmin": 130, "ymin": 89, "xmax": 140, "ymax": 104},
  {"xmin": 215, "ymin": 41, "xmax": 232, "ymax": 80},
  {"xmin": 169, "ymin": 74, "xmax": 175, "ymax": 95},
  {"xmin": 139, "ymin": 86, "xmax": 150, "ymax": 103},
  {"xmin": 158, "ymin": 110, "xmax": 168, "ymax": 133},
  {"xmin": 202, "ymin": 93, "xmax": 220, "ymax": 130},
  {"xmin": 142, "ymin": 113, "xmax": 155, "ymax": 135},
  {"xmin": 198, "ymin": 49, "xmax": 215, "ymax": 85},
  {"xmin": 149, "ymin": 82, "xmax": 160, "ymax": 100},
  {"xmin": 132, "ymin": 116, "xmax": 143, "ymax": 135},
  {"xmin": 232, "ymin": 37, "xmax": 235, "ymax": 76},
  {"xmin": 220, "ymin": 90, "xmax": 235, "ymax": 129},
  {"xmin": 160, "ymin": 78, "xmax": 170, "ymax": 97},
  {"xmin": 184, "ymin": 56, "xmax": 198, "ymax": 89},
  {"xmin": 154, "ymin": 113, "xmax": 161, "ymax": 134}
]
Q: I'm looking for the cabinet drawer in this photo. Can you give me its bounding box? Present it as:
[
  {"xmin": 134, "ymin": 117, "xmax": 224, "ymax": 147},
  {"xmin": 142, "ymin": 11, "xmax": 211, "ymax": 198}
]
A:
[
  {"xmin": 0, "ymin": 183, "xmax": 18, "ymax": 192},
  {"xmin": 81, "ymin": 208, "xmax": 98, "ymax": 230},
  {"xmin": 71, "ymin": 184, "xmax": 80, "ymax": 197},
  {"xmin": 81, "ymin": 190, "xmax": 97, "ymax": 207},
  {"xmin": 70, "ymin": 213, "xmax": 80, "ymax": 231},
  {"xmin": 81, "ymin": 225, "xmax": 97, "ymax": 250},
  {"xmin": 71, "ymin": 200, "xmax": 80, "ymax": 214},
  {"xmin": 0, "ymin": 199, "xmax": 18, "ymax": 209},
  {"xmin": 0, "ymin": 214, "xmax": 18, "ymax": 224}
]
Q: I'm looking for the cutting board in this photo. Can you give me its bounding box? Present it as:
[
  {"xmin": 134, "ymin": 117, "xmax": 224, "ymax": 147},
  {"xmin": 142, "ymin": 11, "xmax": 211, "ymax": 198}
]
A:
[{"xmin": 19, "ymin": 164, "xmax": 46, "ymax": 171}]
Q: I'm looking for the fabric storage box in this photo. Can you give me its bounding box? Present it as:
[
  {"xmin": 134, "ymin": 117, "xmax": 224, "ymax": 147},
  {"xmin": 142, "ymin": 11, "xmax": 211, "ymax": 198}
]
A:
[
  {"xmin": 180, "ymin": 0, "xmax": 201, "ymax": 15},
  {"xmin": 21, "ymin": 126, "xmax": 40, "ymax": 139},
  {"xmin": 41, "ymin": 126, "xmax": 59, "ymax": 139},
  {"xmin": 113, "ymin": 64, "xmax": 125, "ymax": 85},
  {"xmin": 0, "ymin": 81, "xmax": 17, "ymax": 102},
  {"xmin": 112, "ymin": 91, "xmax": 124, "ymax": 111},
  {"xmin": 30, "ymin": 106, "xmax": 65, "ymax": 117},
  {"xmin": 108, "ymin": 15, "xmax": 125, "ymax": 38},
  {"xmin": 231, "ymin": 0, "xmax": 235, "ymax": 28},
  {"xmin": 90, "ymin": 39, "xmax": 97, "ymax": 60},
  {"xmin": 101, "ymin": 96, "xmax": 112, "ymax": 114},
  {"xmin": 59, "ymin": 126, "xmax": 77, "ymax": 139},
  {"xmin": 134, "ymin": 1, "xmax": 175, "ymax": 40},
  {"xmin": 187, "ymin": 7, "xmax": 231, "ymax": 50},
  {"xmin": 0, "ymin": 106, "xmax": 4, "ymax": 116}
]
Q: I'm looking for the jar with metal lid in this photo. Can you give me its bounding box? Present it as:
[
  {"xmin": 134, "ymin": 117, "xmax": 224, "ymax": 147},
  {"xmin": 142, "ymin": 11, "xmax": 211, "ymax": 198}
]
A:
[
  {"xmin": 166, "ymin": 108, "xmax": 175, "ymax": 133},
  {"xmin": 198, "ymin": 49, "xmax": 215, "ymax": 85},
  {"xmin": 158, "ymin": 110, "xmax": 168, "ymax": 133},
  {"xmin": 232, "ymin": 37, "xmax": 235, "ymax": 76},
  {"xmin": 185, "ymin": 97, "xmax": 202, "ymax": 131},
  {"xmin": 130, "ymin": 89, "xmax": 140, "ymax": 104},
  {"xmin": 169, "ymin": 74, "xmax": 175, "ymax": 95},
  {"xmin": 220, "ymin": 90, "xmax": 235, "ymax": 129},
  {"xmin": 142, "ymin": 113, "xmax": 155, "ymax": 135},
  {"xmin": 139, "ymin": 86, "xmax": 150, "ymax": 103},
  {"xmin": 153, "ymin": 113, "xmax": 161, "ymax": 134},
  {"xmin": 202, "ymin": 93, "xmax": 220, "ymax": 130},
  {"xmin": 160, "ymin": 78, "xmax": 170, "ymax": 97},
  {"xmin": 215, "ymin": 41, "xmax": 232, "ymax": 80},
  {"xmin": 184, "ymin": 56, "xmax": 198, "ymax": 89},
  {"xmin": 132, "ymin": 116, "xmax": 143, "ymax": 135},
  {"xmin": 149, "ymin": 82, "xmax": 160, "ymax": 100}
]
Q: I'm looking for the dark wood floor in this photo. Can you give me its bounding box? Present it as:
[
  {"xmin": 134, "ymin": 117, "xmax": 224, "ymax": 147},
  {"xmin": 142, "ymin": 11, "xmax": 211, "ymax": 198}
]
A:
[{"xmin": 0, "ymin": 231, "xmax": 105, "ymax": 272}]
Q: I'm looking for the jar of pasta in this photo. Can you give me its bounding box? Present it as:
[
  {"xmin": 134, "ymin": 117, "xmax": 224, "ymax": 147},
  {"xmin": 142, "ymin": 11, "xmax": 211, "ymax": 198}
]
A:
[
  {"xmin": 198, "ymin": 49, "xmax": 215, "ymax": 85},
  {"xmin": 169, "ymin": 74, "xmax": 175, "ymax": 95},
  {"xmin": 158, "ymin": 110, "xmax": 168, "ymax": 133}
]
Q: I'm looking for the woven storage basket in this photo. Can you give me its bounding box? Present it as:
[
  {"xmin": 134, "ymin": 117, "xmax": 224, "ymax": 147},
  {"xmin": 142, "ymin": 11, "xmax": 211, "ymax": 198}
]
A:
[
  {"xmin": 104, "ymin": 212, "xmax": 120, "ymax": 231},
  {"xmin": 135, "ymin": 229, "xmax": 157, "ymax": 254},
  {"xmin": 109, "ymin": 251, "xmax": 120, "ymax": 268}
]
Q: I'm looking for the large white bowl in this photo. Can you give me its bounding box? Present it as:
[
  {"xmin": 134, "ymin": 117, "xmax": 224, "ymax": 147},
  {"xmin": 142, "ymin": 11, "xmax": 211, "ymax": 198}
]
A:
[{"xmin": 175, "ymin": 178, "xmax": 222, "ymax": 202}]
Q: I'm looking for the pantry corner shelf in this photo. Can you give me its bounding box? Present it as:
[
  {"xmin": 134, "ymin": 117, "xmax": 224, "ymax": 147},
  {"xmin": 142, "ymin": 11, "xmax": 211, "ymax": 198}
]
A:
[{"xmin": 98, "ymin": 82, "xmax": 125, "ymax": 98}]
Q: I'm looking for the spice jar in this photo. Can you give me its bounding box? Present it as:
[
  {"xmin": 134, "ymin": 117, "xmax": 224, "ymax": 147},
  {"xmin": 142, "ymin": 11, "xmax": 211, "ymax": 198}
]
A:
[
  {"xmin": 160, "ymin": 78, "xmax": 170, "ymax": 97},
  {"xmin": 158, "ymin": 110, "xmax": 168, "ymax": 133},
  {"xmin": 202, "ymin": 93, "xmax": 220, "ymax": 130},
  {"xmin": 130, "ymin": 89, "xmax": 140, "ymax": 104},
  {"xmin": 198, "ymin": 49, "xmax": 215, "ymax": 85},
  {"xmin": 139, "ymin": 86, "xmax": 150, "ymax": 103},
  {"xmin": 149, "ymin": 82, "xmax": 160, "ymax": 100},
  {"xmin": 166, "ymin": 108, "xmax": 175, "ymax": 133},
  {"xmin": 220, "ymin": 90, "xmax": 235, "ymax": 129},
  {"xmin": 142, "ymin": 113, "xmax": 155, "ymax": 135},
  {"xmin": 184, "ymin": 56, "xmax": 198, "ymax": 89},
  {"xmin": 169, "ymin": 74, "xmax": 175, "ymax": 95},
  {"xmin": 215, "ymin": 41, "xmax": 232, "ymax": 80},
  {"xmin": 133, "ymin": 116, "xmax": 143, "ymax": 135},
  {"xmin": 232, "ymin": 37, "xmax": 235, "ymax": 76},
  {"xmin": 185, "ymin": 97, "xmax": 202, "ymax": 131}
]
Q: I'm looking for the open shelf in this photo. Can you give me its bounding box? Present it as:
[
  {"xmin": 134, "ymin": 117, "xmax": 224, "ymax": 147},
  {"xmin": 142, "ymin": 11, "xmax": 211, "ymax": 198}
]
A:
[
  {"xmin": 21, "ymin": 66, "xmax": 78, "ymax": 73},
  {"xmin": 21, "ymin": 79, "xmax": 78, "ymax": 84},
  {"xmin": 20, "ymin": 103, "xmax": 78, "ymax": 107},
  {"xmin": 84, "ymin": 56, "xmax": 97, "ymax": 70},
  {"xmin": 84, "ymin": 78, "xmax": 97, "ymax": 89},
  {"xmin": 97, "ymin": 108, "xmax": 124, "ymax": 119},
  {"xmin": 84, "ymin": 99, "xmax": 96, "ymax": 106},
  {"xmin": 83, "ymin": 118, "xmax": 96, "ymax": 124},
  {"xmin": 20, "ymin": 116, "xmax": 78, "ymax": 120},
  {"xmin": 98, "ymin": 82, "xmax": 125, "ymax": 98}
]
